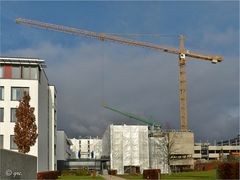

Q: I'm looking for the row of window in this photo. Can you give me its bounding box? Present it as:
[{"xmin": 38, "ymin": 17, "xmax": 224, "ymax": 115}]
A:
[
  {"xmin": 0, "ymin": 65, "xmax": 38, "ymax": 80},
  {"xmin": 0, "ymin": 135, "xmax": 18, "ymax": 150},
  {"xmin": 0, "ymin": 108, "xmax": 17, "ymax": 122},
  {"xmin": 194, "ymin": 150, "xmax": 238, "ymax": 154},
  {"xmin": 0, "ymin": 87, "xmax": 29, "ymax": 101},
  {"xmin": 78, "ymin": 140, "xmax": 90, "ymax": 144}
]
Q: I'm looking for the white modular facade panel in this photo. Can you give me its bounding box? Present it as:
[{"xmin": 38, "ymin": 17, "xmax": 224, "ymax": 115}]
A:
[
  {"xmin": 149, "ymin": 136, "xmax": 169, "ymax": 174},
  {"xmin": 104, "ymin": 124, "xmax": 149, "ymax": 174}
]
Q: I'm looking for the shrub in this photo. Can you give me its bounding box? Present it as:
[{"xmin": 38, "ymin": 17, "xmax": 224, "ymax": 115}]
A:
[
  {"xmin": 108, "ymin": 169, "xmax": 117, "ymax": 175},
  {"xmin": 217, "ymin": 162, "xmax": 239, "ymax": 179},
  {"xmin": 61, "ymin": 170, "xmax": 76, "ymax": 176},
  {"xmin": 194, "ymin": 161, "xmax": 219, "ymax": 171},
  {"xmin": 76, "ymin": 168, "xmax": 89, "ymax": 176},
  {"xmin": 37, "ymin": 171, "xmax": 59, "ymax": 180},
  {"xmin": 143, "ymin": 169, "xmax": 161, "ymax": 180},
  {"xmin": 182, "ymin": 168, "xmax": 193, "ymax": 172},
  {"xmin": 61, "ymin": 169, "xmax": 89, "ymax": 176},
  {"xmin": 91, "ymin": 170, "xmax": 97, "ymax": 177}
]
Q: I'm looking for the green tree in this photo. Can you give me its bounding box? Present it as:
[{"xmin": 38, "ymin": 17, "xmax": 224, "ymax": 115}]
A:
[{"xmin": 14, "ymin": 92, "xmax": 38, "ymax": 153}]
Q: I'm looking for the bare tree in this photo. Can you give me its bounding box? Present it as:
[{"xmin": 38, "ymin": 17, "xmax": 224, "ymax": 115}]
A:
[
  {"xmin": 149, "ymin": 130, "xmax": 178, "ymax": 174},
  {"xmin": 14, "ymin": 92, "xmax": 38, "ymax": 153},
  {"xmin": 162, "ymin": 130, "xmax": 194, "ymax": 173},
  {"xmin": 161, "ymin": 131, "xmax": 178, "ymax": 174}
]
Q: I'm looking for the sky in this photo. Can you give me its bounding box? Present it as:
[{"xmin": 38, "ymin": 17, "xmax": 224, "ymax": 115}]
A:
[{"xmin": 0, "ymin": 1, "xmax": 239, "ymax": 143}]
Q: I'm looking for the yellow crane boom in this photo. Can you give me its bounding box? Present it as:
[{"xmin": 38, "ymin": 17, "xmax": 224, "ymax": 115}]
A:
[{"xmin": 16, "ymin": 17, "xmax": 224, "ymax": 131}]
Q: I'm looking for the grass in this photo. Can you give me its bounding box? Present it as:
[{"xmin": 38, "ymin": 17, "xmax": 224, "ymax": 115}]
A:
[
  {"xmin": 58, "ymin": 170, "xmax": 216, "ymax": 180},
  {"xmin": 161, "ymin": 170, "xmax": 216, "ymax": 179},
  {"xmin": 117, "ymin": 170, "xmax": 216, "ymax": 179},
  {"xmin": 58, "ymin": 175, "xmax": 105, "ymax": 179},
  {"xmin": 117, "ymin": 174, "xmax": 143, "ymax": 179}
]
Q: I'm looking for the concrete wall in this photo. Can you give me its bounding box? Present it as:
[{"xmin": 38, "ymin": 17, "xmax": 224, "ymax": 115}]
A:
[
  {"xmin": 57, "ymin": 131, "xmax": 72, "ymax": 160},
  {"xmin": 169, "ymin": 131, "xmax": 194, "ymax": 167},
  {"xmin": 56, "ymin": 131, "xmax": 65, "ymax": 160},
  {"xmin": 38, "ymin": 68, "xmax": 50, "ymax": 171},
  {"xmin": 169, "ymin": 132, "xmax": 194, "ymax": 155},
  {"xmin": 0, "ymin": 149, "xmax": 37, "ymax": 179}
]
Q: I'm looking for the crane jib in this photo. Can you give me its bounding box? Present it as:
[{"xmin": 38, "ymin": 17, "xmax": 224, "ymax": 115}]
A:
[{"xmin": 15, "ymin": 18, "xmax": 223, "ymax": 62}]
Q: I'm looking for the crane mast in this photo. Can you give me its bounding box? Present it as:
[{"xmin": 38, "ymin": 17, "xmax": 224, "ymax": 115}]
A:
[
  {"xmin": 15, "ymin": 18, "xmax": 224, "ymax": 131},
  {"xmin": 179, "ymin": 35, "xmax": 188, "ymax": 131}
]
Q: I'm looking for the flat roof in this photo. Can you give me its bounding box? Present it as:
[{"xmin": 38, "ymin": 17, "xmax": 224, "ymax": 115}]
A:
[{"xmin": 0, "ymin": 56, "xmax": 46, "ymax": 67}]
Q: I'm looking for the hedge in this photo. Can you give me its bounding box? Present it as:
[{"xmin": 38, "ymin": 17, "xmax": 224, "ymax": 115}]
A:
[
  {"xmin": 217, "ymin": 162, "xmax": 239, "ymax": 179},
  {"xmin": 37, "ymin": 171, "xmax": 60, "ymax": 180},
  {"xmin": 143, "ymin": 169, "xmax": 161, "ymax": 180}
]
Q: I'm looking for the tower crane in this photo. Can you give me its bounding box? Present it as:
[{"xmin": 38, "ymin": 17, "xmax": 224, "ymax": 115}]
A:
[
  {"xmin": 103, "ymin": 103, "xmax": 161, "ymax": 134},
  {"xmin": 15, "ymin": 18, "xmax": 223, "ymax": 131}
]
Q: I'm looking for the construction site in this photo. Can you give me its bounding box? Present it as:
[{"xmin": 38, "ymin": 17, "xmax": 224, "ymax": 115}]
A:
[
  {"xmin": 0, "ymin": 2, "xmax": 239, "ymax": 179},
  {"xmin": 12, "ymin": 18, "xmax": 233, "ymax": 175}
]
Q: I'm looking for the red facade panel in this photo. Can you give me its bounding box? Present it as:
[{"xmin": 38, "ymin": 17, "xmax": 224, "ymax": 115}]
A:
[{"xmin": 5, "ymin": 65, "xmax": 11, "ymax": 78}]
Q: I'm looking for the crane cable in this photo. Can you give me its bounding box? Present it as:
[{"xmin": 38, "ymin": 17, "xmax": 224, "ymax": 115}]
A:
[{"xmin": 101, "ymin": 41, "xmax": 106, "ymax": 123}]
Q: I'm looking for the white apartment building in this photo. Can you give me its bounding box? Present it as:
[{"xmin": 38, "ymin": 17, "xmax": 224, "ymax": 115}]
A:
[
  {"xmin": 0, "ymin": 56, "xmax": 57, "ymax": 171},
  {"xmin": 70, "ymin": 137, "xmax": 102, "ymax": 159}
]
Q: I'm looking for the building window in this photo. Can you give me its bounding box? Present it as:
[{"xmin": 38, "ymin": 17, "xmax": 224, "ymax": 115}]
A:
[
  {"xmin": 0, "ymin": 135, "xmax": 3, "ymax": 149},
  {"xmin": 0, "ymin": 108, "xmax": 3, "ymax": 122},
  {"xmin": 209, "ymin": 150, "xmax": 215, "ymax": 153},
  {"xmin": 54, "ymin": 144, "xmax": 56, "ymax": 156},
  {"xmin": 23, "ymin": 66, "xmax": 30, "ymax": 79},
  {"xmin": 0, "ymin": 87, "xmax": 4, "ymax": 100},
  {"xmin": 22, "ymin": 66, "xmax": 38, "ymax": 80},
  {"xmin": 11, "ymin": 108, "xmax": 17, "ymax": 122},
  {"xmin": 10, "ymin": 135, "xmax": 18, "ymax": 150},
  {"xmin": 11, "ymin": 87, "xmax": 29, "ymax": 101},
  {"xmin": 0, "ymin": 66, "xmax": 4, "ymax": 78},
  {"xmin": 11, "ymin": 66, "xmax": 21, "ymax": 79},
  {"xmin": 30, "ymin": 67, "xmax": 38, "ymax": 80}
]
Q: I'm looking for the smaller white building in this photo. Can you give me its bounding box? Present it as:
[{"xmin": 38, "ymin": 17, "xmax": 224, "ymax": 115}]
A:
[
  {"xmin": 56, "ymin": 131, "xmax": 72, "ymax": 161},
  {"xmin": 193, "ymin": 142, "xmax": 240, "ymax": 160},
  {"xmin": 70, "ymin": 137, "xmax": 102, "ymax": 159}
]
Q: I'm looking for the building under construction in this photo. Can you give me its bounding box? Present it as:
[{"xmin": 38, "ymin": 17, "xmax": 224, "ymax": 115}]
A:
[
  {"xmin": 102, "ymin": 124, "xmax": 149, "ymax": 174},
  {"xmin": 101, "ymin": 124, "xmax": 194, "ymax": 174}
]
